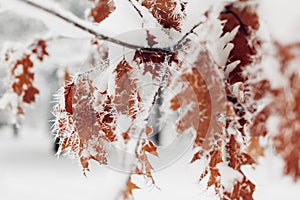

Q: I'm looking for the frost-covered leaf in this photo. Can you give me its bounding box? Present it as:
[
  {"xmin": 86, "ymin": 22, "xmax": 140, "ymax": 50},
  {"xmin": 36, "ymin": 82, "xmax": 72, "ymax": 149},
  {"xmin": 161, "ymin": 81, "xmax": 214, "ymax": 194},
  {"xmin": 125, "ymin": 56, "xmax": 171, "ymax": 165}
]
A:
[
  {"xmin": 55, "ymin": 75, "xmax": 116, "ymax": 171},
  {"xmin": 141, "ymin": 0, "xmax": 186, "ymax": 31},
  {"xmin": 114, "ymin": 59, "xmax": 140, "ymax": 119},
  {"xmin": 170, "ymin": 66, "xmax": 211, "ymax": 145},
  {"xmin": 219, "ymin": 3, "xmax": 261, "ymax": 84},
  {"xmin": 89, "ymin": 0, "xmax": 116, "ymax": 23},
  {"xmin": 223, "ymin": 135, "xmax": 255, "ymax": 199}
]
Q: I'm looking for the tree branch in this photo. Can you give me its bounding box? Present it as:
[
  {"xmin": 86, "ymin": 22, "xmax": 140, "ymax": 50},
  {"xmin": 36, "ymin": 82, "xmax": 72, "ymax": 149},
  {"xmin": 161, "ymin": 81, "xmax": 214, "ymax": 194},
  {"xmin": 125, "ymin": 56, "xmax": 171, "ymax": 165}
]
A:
[
  {"xmin": 17, "ymin": 0, "xmax": 208, "ymax": 55},
  {"xmin": 19, "ymin": 0, "xmax": 172, "ymax": 53},
  {"xmin": 128, "ymin": 0, "xmax": 143, "ymax": 19},
  {"xmin": 174, "ymin": 21, "xmax": 204, "ymax": 51}
]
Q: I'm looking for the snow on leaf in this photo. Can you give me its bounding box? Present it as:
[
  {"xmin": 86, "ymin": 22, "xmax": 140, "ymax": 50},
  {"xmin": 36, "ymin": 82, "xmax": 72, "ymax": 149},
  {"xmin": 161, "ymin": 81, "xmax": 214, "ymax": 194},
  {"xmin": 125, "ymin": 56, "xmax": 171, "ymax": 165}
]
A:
[
  {"xmin": 141, "ymin": 139, "xmax": 158, "ymax": 157},
  {"xmin": 141, "ymin": 0, "xmax": 186, "ymax": 31},
  {"xmin": 114, "ymin": 59, "xmax": 140, "ymax": 119},
  {"xmin": 219, "ymin": 3, "xmax": 261, "ymax": 84},
  {"xmin": 207, "ymin": 145, "xmax": 223, "ymax": 188},
  {"xmin": 133, "ymin": 138, "xmax": 159, "ymax": 185},
  {"xmin": 90, "ymin": 0, "xmax": 116, "ymax": 23},
  {"xmin": 223, "ymin": 177, "xmax": 255, "ymax": 200},
  {"xmin": 226, "ymin": 135, "xmax": 255, "ymax": 171},
  {"xmin": 55, "ymin": 75, "xmax": 115, "ymax": 171},
  {"xmin": 72, "ymin": 76, "xmax": 100, "ymax": 144},
  {"xmin": 169, "ymin": 49, "xmax": 225, "ymax": 150},
  {"xmin": 170, "ymin": 67, "xmax": 211, "ymax": 146},
  {"xmin": 190, "ymin": 151, "xmax": 202, "ymax": 163},
  {"xmin": 88, "ymin": 40, "xmax": 109, "ymax": 68},
  {"xmin": 223, "ymin": 135, "xmax": 255, "ymax": 199},
  {"xmin": 198, "ymin": 142, "xmax": 223, "ymax": 193},
  {"xmin": 133, "ymin": 50, "xmax": 168, "ymax": 79},
  {"xmin": 95, "ymin": 91, "xmax": 117, "ymax": 142}
]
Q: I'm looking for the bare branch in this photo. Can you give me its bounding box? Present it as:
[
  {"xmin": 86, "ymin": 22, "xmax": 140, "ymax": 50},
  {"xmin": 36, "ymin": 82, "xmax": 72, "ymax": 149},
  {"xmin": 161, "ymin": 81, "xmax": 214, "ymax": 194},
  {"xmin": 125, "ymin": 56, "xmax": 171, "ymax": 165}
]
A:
[
  {"xmin": 174, "ymin": 21, "xmax": 204, "ymax": 51},
  {"xmin": 128, "ymin": 0, "xmax": 143, "ymax": 19}
]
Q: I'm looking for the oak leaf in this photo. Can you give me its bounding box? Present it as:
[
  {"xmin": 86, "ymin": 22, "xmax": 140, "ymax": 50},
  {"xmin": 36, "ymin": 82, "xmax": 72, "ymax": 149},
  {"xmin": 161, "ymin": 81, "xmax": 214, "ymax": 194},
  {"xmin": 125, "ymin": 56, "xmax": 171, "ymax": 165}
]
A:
[
  {"xmin": 11, "ymin": 54, "xmax": 39, "ymax": 104},
  {"xmin": 141, "ymin": 0, "xmax": 186, "ymax": 31},
  {"xmin": 90, "ymin": 0, "xmax": 115, "ymax": 23}
]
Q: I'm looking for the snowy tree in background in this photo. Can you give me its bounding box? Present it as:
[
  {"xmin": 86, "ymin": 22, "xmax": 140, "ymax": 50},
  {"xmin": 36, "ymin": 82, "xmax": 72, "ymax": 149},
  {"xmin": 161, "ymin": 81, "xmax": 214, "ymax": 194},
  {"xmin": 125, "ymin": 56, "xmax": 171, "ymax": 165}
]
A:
[{"xmin": 1, "ymin": 0, "xmax": 300, "ymax": 199}]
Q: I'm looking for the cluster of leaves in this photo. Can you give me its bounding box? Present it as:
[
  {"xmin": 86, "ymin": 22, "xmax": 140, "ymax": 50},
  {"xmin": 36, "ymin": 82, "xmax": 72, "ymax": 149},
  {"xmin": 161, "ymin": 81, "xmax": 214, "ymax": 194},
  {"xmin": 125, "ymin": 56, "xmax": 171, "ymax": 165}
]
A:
[
  {"xmin": 89, "ymin": 0, "xmax": 187, "ymax": 31},
  {"xmin": 3, "ymin": 39, "xmax": 49, "ymax": 115},
  {"xmin": 140, "ymin": 0, "xmax": 187, "ymax": 31},
  {"xmin": 55, "ymin": 75, "xmax": 114, "ymax": 173},
  {"xmin": 250, "ymin": 42, "xmax": 300, "ymax": 181}
]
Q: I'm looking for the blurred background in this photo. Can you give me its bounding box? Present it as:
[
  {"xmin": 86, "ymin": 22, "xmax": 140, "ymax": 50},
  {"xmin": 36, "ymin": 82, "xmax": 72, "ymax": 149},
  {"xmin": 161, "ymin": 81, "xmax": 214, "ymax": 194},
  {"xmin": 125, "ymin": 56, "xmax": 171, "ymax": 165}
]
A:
[{"xmin": 1, "ymin": 0, "xmax": 300, "ymax": 199}]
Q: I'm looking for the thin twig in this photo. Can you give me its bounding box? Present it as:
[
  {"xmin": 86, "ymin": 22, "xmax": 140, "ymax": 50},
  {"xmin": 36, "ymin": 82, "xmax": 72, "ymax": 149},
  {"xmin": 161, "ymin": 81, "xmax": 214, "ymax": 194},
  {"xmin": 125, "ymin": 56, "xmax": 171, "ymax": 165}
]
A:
[
  {"xmin": 221, "ymin": 9, "xmax": 248, "ymax": 35},
  {"xmin": 128, "ymin": 0, "xmax": 143, "ymax": 19},
  {"xmin": 174, "ymin": 21, "xmax": 204, "ymax": 51},
  {"xmin": 19, "ymin": 0, "xmax": 172, "ymax": 53}
]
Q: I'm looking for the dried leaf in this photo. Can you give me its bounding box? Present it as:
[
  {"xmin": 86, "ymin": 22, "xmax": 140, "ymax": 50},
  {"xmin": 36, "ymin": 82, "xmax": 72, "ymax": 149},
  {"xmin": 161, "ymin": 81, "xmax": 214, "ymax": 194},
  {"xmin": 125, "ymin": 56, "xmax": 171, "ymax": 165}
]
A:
[
  {"xmin": 190, "ymin": 151, "xmax": 202, "ymax": 163},
  {"xmin": 223, "ymin": 177, "xmax": 255, "ymax": 200},
  {"xmin": 141, "ymin": 140, "xmax": 158, "ymax": 157},
  {"xmin": 224, "ymin": 135, "xmax": 255, "ymax": 199},
  {"xmin": 199, "ymin": 144, "xmax": 223, "ymax": 191},
  {"xmin": 146, "ymin": 30, "xmax": 158, "ymax": 47},
  {"xmin": 64, "ymin": 82, "xmax": 75, "ymax": 115},
  {"xmin": 90, "ymin": 0, "xmax": 115, "ymax": 23},
  {"xmin": 170, "ymin": 66, "xmax": 212, "ymax": 147},
  {"xmin": 141, "ymin": 0, "xmax": 186, "ymax": 31},
  {"xmin": 56, "ymin": 76, "xmax": 114, "ymax": 171},
  {"xmin": 31, "ymin": 39, "xmax": 49, "ymax": 61},
  {"xmin": 114, "ymin": 59, "xmax": 140, "ymax": 119},
  {"xmin": 11, "ymin": 54, "xmax": 39, "ymax": 104},
  {"xmin": 123, "ymin": 177, "xmax": 139, "ymax": 200},
  {"xmin": 219, "ymin": 3, "xmax": 261, "ymax": 84}
]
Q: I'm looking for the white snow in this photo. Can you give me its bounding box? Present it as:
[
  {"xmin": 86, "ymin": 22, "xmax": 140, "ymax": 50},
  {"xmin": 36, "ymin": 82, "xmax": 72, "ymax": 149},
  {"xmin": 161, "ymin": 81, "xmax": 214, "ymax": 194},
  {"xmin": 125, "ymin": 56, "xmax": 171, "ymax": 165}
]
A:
[{"xmin": 1, "ymin": 0, "xmax": 300, "ymax": 199}]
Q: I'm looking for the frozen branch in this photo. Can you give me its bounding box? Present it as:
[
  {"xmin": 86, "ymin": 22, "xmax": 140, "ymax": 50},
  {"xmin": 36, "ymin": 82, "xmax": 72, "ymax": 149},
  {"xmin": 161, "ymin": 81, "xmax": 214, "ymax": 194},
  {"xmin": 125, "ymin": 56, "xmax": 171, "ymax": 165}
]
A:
[{"xmin": 18, "ymin": 0, "xmax": 173, "ymax": 53}]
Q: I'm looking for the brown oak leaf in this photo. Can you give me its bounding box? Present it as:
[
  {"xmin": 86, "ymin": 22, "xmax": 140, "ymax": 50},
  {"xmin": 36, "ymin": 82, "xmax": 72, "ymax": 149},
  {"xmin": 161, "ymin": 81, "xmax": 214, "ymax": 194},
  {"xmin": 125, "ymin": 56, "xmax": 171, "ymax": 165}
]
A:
[
  {"xmin": 90, "ymin": 0, "xmax": 115, "ymax": 23},
  {"xmin": 11, "ymin": 54, "xmax": 39, "ymax": 104},
  {"xmin": 141, "ymin": 0, "xmax": 186, "ymax": 31}
]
